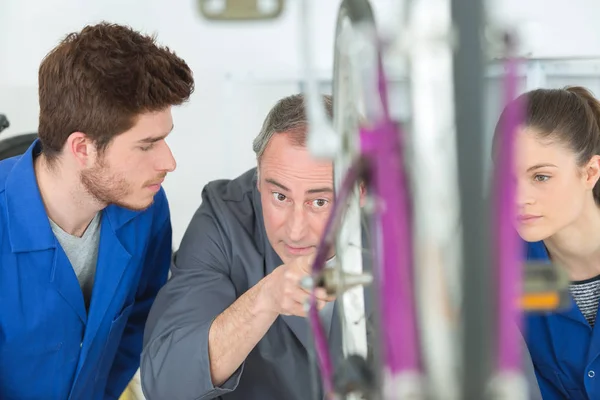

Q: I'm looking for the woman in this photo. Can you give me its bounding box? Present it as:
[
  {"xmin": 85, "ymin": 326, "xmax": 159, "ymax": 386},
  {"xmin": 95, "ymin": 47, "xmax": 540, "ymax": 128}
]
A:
[{"xmin": 496, "ymin": 86, "xmax": 600, "ymax": 399}]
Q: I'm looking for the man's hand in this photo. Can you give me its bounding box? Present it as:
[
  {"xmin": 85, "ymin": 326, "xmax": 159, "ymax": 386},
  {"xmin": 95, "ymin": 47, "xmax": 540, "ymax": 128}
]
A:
[{"xmin": 260, "ymin": 255, "xmax": 335, "ymax": 317}]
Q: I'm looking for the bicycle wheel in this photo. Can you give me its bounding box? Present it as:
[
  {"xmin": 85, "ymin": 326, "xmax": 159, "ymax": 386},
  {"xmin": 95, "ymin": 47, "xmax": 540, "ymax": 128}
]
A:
[
  {"xmin": 331, "ymin": 1, "xmax": 377, "ymax": 398},
  {"xmin": 329, "ymin": 0, "xmax": 423, "ymax": 398}
]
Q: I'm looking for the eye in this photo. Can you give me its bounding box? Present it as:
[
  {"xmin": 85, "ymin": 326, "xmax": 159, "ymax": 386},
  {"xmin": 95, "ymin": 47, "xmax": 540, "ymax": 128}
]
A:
[
  {"xmin": 312, "ymin": 199, "xmax": 329, "ymax": 208},
  {"xmin": 534, "ymin": 174, "xmax": 550, "ymax": 182},
  {"xmin": 139, "ymin": 144, "xmax": 154, "ymax": 152},
  {"xmin": 272, "ymin": 192, "xmax": 287, "ymax": 202}
]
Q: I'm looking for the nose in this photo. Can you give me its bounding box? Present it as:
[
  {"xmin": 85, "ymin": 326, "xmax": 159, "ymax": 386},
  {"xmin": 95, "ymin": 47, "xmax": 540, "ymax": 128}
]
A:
[
  {"xmin": 158, "ymin": 141, "xmax": 177, "ymax": 173},
  {"xmin": 286, "ymin": 205, "xmax": 309, "ymax": 243},
  {"xmin": 516, "ymin": 178, "xmax": 534, "ymax": 208}
]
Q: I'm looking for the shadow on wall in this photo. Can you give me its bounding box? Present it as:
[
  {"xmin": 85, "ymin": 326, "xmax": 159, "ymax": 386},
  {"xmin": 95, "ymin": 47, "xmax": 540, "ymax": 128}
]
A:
[{"xmin": 0, "ymin": 114, "xmax": 38, "ymax": 160}]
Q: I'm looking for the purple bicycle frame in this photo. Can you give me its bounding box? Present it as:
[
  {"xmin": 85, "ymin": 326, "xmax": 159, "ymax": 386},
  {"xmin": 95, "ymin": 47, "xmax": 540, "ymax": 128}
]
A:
[
  {"xmin": 307, "ymin": 160, "xmax": 364, "ymax": 396},
  {"xmin": 493, "ymin": 35, "xmax": 524, "ymax": 375},
  {"xmin": 307, "ymin": 50, "xmax": 421, "ymax": 397}
]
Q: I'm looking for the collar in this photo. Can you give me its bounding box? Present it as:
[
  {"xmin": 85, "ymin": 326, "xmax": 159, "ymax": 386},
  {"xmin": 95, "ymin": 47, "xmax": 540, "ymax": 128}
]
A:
[{"xmin": 5, "ymin": 139, "xmax": 140, "ymax": 253}]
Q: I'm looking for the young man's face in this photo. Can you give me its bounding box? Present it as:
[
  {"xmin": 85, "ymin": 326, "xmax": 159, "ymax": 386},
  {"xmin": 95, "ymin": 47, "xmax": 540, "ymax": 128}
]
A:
[
  {"xmin": 258, "ymin": 132, "xmax": 335, "ymax": 265},
  {"xmin": 80, "ymin": 108, "xmax": 176, "ymax": 211}
]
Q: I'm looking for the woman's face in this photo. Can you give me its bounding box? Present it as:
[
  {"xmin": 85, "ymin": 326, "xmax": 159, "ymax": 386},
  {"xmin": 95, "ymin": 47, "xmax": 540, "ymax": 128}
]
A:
[{"xmin": 513, "ymin": 127, "xmax": 599, "ymax": 242}]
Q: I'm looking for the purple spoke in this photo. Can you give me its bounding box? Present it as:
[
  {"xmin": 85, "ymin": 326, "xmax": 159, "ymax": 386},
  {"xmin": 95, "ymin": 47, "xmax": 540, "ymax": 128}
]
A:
[
  {"xmin": 307, "ymin": 302, "xmax": 336, "ymax": 396},
  {"xmin": 495, "ymin": 36, "xmax": 524, "ymax": 372},
  {"xmin": 361, "ymin": 118, "xmax": 420, "ymax": 374}
]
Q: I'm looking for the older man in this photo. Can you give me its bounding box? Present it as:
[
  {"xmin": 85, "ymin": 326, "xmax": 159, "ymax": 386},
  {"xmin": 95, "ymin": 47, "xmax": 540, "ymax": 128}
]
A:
[{"xmin": 140, "ymin": 93, "xmax": 358, "ymax": 400}]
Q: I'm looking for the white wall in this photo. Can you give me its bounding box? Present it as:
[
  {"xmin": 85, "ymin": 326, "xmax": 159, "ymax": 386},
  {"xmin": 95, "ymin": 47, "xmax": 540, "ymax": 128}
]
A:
[
  {"xmin": 487, "ymin": 0, "xmax": 600, "ymax": 58},
  {"xmin": 1, "ymin": 0, "xmax": 599, "ymax": 247}
]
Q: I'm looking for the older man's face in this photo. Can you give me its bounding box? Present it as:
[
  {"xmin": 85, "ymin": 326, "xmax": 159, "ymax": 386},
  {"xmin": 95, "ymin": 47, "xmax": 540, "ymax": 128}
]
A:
[{"xmin": 258, "ymin": 132, "xmax": 335, "ymax": 265}]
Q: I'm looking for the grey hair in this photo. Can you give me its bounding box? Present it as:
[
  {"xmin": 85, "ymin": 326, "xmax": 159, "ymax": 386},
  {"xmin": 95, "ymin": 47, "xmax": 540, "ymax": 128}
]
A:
[{"xmin": 252, "ymin": 93, "xmax": 333, "ymax": 162}]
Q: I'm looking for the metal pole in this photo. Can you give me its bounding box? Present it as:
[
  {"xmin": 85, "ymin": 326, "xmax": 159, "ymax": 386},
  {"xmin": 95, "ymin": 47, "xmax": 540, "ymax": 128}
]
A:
[{"xmin": 451, "ymin": 0, "xmax": 494, "ymax": 398}]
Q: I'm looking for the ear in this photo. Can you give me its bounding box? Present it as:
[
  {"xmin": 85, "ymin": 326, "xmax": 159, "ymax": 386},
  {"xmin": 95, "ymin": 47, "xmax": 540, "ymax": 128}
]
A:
[
  {"xmin": 65, "ymin": 132, "xmax": 96, "ymax": 168},
  {"xmin": 583, "ymin": 155, "xmax": 600, "ymax": 191},
  {"xmin": 358, "ymin": 181, "xmax": 367, "ymax": 207}
]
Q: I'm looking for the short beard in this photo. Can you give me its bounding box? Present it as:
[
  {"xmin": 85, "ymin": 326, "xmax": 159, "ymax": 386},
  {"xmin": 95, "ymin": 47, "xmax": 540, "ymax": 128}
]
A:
[{"xmin": 80, "ymin": 157, "xmax": 148, "ymax": 211}]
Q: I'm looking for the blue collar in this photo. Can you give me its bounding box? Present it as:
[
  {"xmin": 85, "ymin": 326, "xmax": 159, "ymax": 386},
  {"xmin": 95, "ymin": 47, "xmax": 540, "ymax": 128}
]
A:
[{"xmin": 5, "ymin": 140, "xmax": 140, "ymax": 253}]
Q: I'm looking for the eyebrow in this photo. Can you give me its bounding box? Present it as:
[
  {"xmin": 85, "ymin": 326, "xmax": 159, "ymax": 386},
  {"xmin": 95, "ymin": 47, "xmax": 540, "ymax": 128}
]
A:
[
  {"xmin": 137, "ymin": 124, "xmax": 174, "ymax": 144},
  {"xmin": 527, "ymin": 163, "xmax": 558, "ymax": 172},
  {"xmin": 265, "ymin": 178, "xmax": 334, "ymax": 195}
]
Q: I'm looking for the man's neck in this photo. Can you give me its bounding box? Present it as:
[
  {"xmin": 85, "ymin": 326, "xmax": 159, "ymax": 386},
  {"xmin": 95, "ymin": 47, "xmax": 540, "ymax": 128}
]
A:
[
  {"xmin": 34, "ymin": 154, "xmax": 104, "ymax": 237},
  {"xmin": 545, "ymin": 199, "xmax": 600, "ymax": 281}
]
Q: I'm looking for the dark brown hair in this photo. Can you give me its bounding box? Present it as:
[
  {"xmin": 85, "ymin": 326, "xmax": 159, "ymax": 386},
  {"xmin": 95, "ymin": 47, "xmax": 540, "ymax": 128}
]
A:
[
  {"xmin": 38, "ymin": 22, "xmax": 194, "ymax": 162},
  {"xmin": 495, "ymin": 86, "xmax": 600, "ymax": 203}
]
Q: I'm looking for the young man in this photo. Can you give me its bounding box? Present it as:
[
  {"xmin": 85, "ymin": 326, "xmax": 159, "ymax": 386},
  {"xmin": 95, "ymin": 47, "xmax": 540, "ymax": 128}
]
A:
[{"xmin": 0, "ymin": 22, "xmax": 194, "ymax": 399}]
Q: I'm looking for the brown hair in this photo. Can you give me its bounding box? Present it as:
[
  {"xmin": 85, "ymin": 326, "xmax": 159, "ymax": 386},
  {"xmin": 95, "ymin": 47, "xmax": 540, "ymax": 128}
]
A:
[
  {"xmin": 495, "ymin": 86, "xmax": 600, "ymax": 203},
  {"xmin": 38, "ymin": 22, "xmax": 194, "ymax": 162}
]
